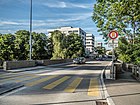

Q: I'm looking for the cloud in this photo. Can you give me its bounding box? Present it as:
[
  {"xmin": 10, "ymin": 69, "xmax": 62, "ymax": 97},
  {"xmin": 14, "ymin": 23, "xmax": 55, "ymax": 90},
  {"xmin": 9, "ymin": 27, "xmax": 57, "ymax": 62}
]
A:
[
  {"xmin": 43, "ymin": 1, "xmax": 66, "ymax": 8},
  {"xmin": 0, "ymin": 11, "xmax": 92, "ymax": 34},
  {"xmin": 0, "ymin": 20, "xmax": 28, "ymax": 26},
  {"xmin": 0, "ymin": 21, "xmax": 19, "ymax": 25},
  {"xmin": 68, "ymin": 3, "xmax": 92, "ymax": 9},
  {"xmin": 43, "ymin": 1, "xmax": 92, "ymax": 9}
]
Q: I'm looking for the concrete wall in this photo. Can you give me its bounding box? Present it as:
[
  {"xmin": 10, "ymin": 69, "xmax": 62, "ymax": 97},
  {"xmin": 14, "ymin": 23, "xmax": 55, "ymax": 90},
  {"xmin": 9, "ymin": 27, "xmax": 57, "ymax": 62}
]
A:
[
  {"xmin": 3, "ymin": 59, "xmax": 72, "ymax": 70},
  {"xmin": 3, "ymin": 60, "xmax": 36, "ymax": 70}
]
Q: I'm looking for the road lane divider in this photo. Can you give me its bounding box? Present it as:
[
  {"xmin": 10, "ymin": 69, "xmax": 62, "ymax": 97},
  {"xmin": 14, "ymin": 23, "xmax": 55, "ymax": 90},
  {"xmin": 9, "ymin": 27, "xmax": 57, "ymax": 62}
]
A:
[
  {"xmin": 64, "ymin": 78, "xmax": 82, "ymax": 93},
  {"xmin": 25, "ymin": 75, "xmax": 58, "ymax": 87},
  {"xmin": 43, "ymin": 76, "xmax": 70, "ymax": 90},
  {"xmin": 88, "ymin": 78, "xmax": 100, "ymax": 96}
]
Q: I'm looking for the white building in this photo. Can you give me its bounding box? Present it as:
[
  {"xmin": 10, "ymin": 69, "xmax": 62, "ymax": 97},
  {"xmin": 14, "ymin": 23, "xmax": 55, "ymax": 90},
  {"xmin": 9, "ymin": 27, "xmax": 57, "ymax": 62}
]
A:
[
  {"xmin": 86, "ymin": 33, "xmax": 95, "ymax": 53},
  {"xmin": 47, "ymin": 26, "xmax": 86, "ymax": 46}
]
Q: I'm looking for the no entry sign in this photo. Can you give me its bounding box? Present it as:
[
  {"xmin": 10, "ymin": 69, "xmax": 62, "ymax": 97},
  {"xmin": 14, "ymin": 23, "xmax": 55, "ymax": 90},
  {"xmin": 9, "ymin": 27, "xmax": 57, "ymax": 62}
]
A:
[{"xmin": 109, "ymin": 30, "xmax": 118, "ymax": 40}]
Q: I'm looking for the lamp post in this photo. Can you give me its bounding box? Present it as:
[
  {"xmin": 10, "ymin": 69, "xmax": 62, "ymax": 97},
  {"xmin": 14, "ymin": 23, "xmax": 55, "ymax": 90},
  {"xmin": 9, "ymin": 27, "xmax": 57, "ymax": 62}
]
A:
[{"xmin": 29, "ymin": 0, "xmax": 32, "ymax": 60}]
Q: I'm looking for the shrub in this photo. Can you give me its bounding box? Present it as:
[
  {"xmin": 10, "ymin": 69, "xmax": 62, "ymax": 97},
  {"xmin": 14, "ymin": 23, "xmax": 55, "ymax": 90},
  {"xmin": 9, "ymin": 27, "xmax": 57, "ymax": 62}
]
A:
[{"xmin": 118, "ymin": 54, "xmax": 131, "ymax": 63}]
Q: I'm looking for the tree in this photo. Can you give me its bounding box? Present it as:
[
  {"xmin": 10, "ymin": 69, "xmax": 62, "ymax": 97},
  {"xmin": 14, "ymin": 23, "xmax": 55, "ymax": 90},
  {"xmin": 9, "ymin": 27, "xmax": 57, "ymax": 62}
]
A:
[
  {"xmin": 0, "ymin": 34, "xmax": 15, "ymax": 60},
  {"xmin": 117, "ymin": 36, "xmax": 140, "ymax": 64},
  {"xmin": 95, "ymin": 46, "xmax": 106, "ymax": 55},
  {"xmin": 32, "ymin": 32, "xmax": 49, "ymax": 60},
  {"xmin": 46, "ymin": 37, "xmax": 53, "ymax": 59},
  {"xmin": 66, "ymin": 33, "xmax": 85, "ymax": 58},
  {"xmin": 14, "ymin": 30, "xmax": 51, "ymax": 60},
  {"xmin": 14, "ymin": 30, "xmax": 30, "ymax": 60},
  {"xmin": 50, "ymin": 31, "xmax": 85, "ymax": 59},
  {"xmin": 51, "ymin": 30, "xmax": 66, "ymax": 59},
  {"xmin": 92, "ymin": 0, "xmax": 140, "ymax": 42}
]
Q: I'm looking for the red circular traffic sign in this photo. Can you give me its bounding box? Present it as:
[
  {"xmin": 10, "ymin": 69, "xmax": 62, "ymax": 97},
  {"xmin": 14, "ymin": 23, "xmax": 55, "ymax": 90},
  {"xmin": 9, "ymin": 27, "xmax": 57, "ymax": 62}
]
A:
[{"xmin": 109, "ymin": 30, "xmax": 118, "ymax": 39}]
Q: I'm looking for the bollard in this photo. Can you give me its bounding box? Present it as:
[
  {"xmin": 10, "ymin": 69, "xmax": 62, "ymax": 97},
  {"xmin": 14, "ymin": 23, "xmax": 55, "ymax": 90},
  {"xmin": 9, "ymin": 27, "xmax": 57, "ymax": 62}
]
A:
[{"xmin": 113, "ymin": 66, "xmax": 116, "ymax": 80}]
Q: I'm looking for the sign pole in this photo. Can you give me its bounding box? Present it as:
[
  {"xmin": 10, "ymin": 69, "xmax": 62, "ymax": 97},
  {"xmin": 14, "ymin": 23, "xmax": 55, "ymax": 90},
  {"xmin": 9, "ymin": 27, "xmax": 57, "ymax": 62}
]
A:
[
  {"xmin": 108, "ymin": 30, "xmax": 118, "ymax": 80},
  {"xmin": 112, "ymin": 39, "xmax": 115, "ymax": 79}
]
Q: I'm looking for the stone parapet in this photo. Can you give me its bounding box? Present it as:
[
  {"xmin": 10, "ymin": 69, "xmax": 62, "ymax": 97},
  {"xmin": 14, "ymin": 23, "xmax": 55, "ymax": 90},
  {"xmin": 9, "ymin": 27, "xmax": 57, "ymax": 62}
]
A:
[{"xmin": 3, "ymin": 60, "xmax": 36, "ymax": 70}]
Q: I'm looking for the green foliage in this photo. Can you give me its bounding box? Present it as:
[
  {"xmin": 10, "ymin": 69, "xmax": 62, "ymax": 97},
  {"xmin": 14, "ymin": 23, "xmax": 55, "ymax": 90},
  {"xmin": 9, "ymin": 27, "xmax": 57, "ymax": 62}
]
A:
[
  {"xmin": 0, "ymin": 30, "xmax": 52, "ymax": 60},
  {"xmin": 0, "ymin": 30, "xmax": 85, "ymax": 60},
  {"xmin": 14, "ymin": 30, "xmax": 30, "ymax": 60},
  {"xmin": 135, "ymin": 57, "xmax": 140, "ymax": 66},
  {"xmin": 50, "ymin": 31, "xmax": 85, "ymax": 59},
  {"xmin": 108, "ymin": 51, "xmax": 112, "ymax": 55},
  {"xmin": 66, "ymin": 33, "xmax": 85, "ymax": 58},
  {"xmin": 32, "ymin": 32, "xmax": 49, "ymax": 60},
  {"xmin": 0, "ymin": 34, "xmax": 15, "ymax": 60},
  {"xmin": 118, "ymin": 54, "xmax": 131, "ymax": 63},
  {"xmin": 93, "ymin": 0, "xmax": 140, "ymax": 65},
  {"xmin": 117, "ymin": 36, "xmax": 140, "ymax": 65},
  {"xmin": 50, "ymin": 30, "xmax": 66, "ymax": 59},
  {"xmin": 92, "ymin": 0, "xmax": 140, "ymax": 41},
  {"xmin": 95, "ymin": 47, "xmax": 106, "ymax": 55}
]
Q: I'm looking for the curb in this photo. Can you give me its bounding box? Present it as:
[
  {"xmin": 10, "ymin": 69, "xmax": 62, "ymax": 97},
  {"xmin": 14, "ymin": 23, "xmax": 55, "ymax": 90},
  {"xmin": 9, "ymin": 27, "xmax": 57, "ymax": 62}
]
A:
[
  {"xmin": 100, "ymin": 65, "xmax": 115, "ymax": 105},
  {"xmin": 0, "ymin": 83, "xmax": 24, "ymax": 95}
]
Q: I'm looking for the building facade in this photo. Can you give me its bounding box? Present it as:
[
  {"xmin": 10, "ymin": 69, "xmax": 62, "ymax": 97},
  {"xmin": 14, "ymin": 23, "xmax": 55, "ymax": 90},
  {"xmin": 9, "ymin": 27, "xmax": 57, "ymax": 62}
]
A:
[
  {"xmin": 86, "ymin": 33, "xmax": 95, "ymax": 52},
  {"xmin": 47, "ymin": 26, "xmax": 86, "ymax": 46}
]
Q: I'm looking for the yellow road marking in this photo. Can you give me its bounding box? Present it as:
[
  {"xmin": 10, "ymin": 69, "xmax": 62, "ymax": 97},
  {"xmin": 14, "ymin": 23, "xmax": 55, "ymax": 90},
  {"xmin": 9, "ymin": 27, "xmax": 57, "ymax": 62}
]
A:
[
  {"xmin": 26, "ymin": 75, "xmax": 58, "ymax": 87},
  {"xmin": 64, "ymin": 78, "xmax": 82, "ymax": 93},
  {"xmin": 43, "ymin": 76, "xmax": 70, "ymax": 89},
  {"xmin": 88, "ymin": 78, "xmax": 99, "ymax": 96}
]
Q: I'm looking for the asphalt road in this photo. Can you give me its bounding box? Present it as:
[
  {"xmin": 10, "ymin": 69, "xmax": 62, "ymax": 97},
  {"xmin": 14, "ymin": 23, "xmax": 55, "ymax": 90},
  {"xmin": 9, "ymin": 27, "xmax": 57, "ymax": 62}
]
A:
[{"xmin": 0, "ymin": 60, "xmax": 110, "ymax": 105}]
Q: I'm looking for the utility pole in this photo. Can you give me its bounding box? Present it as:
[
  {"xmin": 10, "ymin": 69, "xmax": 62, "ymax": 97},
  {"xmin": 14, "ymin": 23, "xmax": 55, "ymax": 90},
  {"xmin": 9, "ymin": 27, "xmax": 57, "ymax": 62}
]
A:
[{"xmin": 29, "ymin": 0, "xmax": 32, "ymax": 60}]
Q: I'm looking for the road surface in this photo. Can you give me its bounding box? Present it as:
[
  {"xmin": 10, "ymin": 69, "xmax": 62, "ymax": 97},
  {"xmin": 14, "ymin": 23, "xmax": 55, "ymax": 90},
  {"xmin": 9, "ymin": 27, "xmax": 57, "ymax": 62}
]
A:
[{"xmin": 0, "ymin": 60, "xmax": 110, "ymax": 105}]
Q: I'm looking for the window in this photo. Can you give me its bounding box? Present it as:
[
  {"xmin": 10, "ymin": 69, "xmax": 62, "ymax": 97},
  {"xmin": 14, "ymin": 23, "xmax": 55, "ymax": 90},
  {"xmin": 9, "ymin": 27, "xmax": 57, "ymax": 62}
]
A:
[
  {"xmin": 86, "ymin": 42, "xmax": 90, "ymax": 44},
  {"xmin": 73, "ymin": 30, "xmax": 78, "ymax": 32}
]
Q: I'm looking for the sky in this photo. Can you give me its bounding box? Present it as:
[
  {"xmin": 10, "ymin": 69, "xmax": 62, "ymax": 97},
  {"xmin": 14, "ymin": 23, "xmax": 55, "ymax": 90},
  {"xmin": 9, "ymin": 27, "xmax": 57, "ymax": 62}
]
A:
[{"xmin": 0, "ymin": 0, "xmax": 108, "ymax": 48}]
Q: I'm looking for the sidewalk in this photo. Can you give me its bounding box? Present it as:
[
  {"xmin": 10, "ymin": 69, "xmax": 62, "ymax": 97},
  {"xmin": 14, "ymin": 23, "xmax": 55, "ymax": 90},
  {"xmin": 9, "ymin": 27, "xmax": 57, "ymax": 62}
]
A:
[{"xmin": 104, "ymin": 68, "xmax": 140, "ymax": 105}]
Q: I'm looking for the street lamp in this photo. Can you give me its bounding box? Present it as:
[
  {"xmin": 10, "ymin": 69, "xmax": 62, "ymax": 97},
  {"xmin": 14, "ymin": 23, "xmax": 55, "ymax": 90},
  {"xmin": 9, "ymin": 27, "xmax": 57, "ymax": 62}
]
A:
[{"xmin": 29, "ymin": 0, "xmax": 32, "ymax": 60}]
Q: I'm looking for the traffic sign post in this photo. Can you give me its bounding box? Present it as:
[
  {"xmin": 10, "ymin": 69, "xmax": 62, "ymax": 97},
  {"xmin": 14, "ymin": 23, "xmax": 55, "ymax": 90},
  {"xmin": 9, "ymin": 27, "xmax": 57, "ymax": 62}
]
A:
[{"xmin": 108, "ymin": 30, "xmax": 118, "ymax": 80}]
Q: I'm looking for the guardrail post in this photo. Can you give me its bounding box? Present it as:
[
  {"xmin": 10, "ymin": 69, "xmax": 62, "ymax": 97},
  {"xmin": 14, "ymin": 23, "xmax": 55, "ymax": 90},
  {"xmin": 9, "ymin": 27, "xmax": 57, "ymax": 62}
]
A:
[{"xmin": 113, "ymin": 65, "xmax": 116, "ymax": 80}]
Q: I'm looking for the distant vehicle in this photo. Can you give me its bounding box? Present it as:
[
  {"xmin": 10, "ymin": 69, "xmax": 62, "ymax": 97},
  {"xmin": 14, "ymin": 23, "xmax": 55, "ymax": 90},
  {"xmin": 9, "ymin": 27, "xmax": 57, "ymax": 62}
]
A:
[
  {"xmin": 96, "ymin": 57, "xmax": 106, "ymax": 61},
  {"xmin": 73, "ymin": 57, "xmax": 86, "ymax": 64}
]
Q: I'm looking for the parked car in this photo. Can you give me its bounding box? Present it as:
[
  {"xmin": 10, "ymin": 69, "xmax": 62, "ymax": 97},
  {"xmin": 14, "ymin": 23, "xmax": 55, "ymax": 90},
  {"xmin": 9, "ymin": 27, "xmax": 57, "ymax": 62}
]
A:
[{"xmin": 73, "ymin": 57, "xmax": 86, "ymax": 64}]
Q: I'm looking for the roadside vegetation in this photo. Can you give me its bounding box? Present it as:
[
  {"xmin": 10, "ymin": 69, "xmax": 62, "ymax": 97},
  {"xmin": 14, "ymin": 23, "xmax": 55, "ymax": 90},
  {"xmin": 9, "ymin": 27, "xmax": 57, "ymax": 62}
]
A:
[
  {"xmin": 0, "ymin": 30, "xmax": 85, "ymax": 61},
  {"xmin": 92, "ymin": 0, "xmax": 140, "ymax": 65}
]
